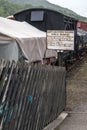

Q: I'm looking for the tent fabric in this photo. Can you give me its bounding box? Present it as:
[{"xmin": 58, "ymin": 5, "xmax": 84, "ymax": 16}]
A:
[
  {"xmin": 0, "ymin": 17, "xmax": 46, "ymax": 38},
  {"xmin": 0, "ymin": 41, "xmax": 19, "ymax": 62},
  {"xmin": 0, "ymin": 17, "xmax": 57, "ymax": 62}
]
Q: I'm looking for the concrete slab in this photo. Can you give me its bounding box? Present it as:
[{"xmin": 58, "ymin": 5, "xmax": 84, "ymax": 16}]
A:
[
  {"xmin": 55, "ymin": 112, "xmax": 87, "ymax": 130},
  {"xmin": 43, "ymin": 112, "xmax": 68, "ymax": 130}
]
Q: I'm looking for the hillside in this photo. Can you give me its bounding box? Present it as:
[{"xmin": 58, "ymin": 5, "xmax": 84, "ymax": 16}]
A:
[
  {"xmin": 0, "ymin": 0, "xmax": 21, "ymax": 16},
  {"xmin": 6, "ymin": 0, "xmax": 47, "ymax": 5},
  {"xmin": 0, "ymin": 0, "xmax": 34, "ymax": 17},
  {"xmin": 1, "ymin": 0, "xmax": 87, "ymax": 22},
  {"xmin": 5, "ymin": 0, "xmax": 80, "ymax": 17}
]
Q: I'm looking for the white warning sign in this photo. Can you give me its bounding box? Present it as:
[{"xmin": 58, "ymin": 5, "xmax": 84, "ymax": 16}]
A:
[{"xmin": 47, "ymin": 30, "xmax": 74, "ymax": 50}]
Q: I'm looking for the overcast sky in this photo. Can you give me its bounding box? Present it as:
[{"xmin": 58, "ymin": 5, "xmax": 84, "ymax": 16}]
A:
[{"xmin": 47, "ymin": 0, "xmax": 87, "ymax": 17}]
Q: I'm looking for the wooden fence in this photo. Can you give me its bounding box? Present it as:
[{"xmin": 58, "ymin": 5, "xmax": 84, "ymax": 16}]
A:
[{"xmin": 0, "ymin": 60, "xmax": 66, "ymax": 130}]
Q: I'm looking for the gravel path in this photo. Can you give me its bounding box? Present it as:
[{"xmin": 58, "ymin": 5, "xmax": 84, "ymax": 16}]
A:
[{"xmin": 55, "ymin": 56, "xmax": 87, "ymax": 130}]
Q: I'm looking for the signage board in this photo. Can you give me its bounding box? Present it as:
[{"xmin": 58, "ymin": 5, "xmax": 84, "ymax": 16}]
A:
[{"xmin": 47, "ymin": 30, "xmax": 74, "ymax": 50}]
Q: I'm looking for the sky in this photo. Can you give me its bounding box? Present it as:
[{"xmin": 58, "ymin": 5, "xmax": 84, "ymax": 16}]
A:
[{"xmin": 47, "ymin": 0, "xmax": 87, "ymax": 17}]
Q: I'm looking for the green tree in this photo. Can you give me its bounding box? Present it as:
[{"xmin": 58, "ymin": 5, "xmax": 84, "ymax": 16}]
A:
[{"xmin": 0, "ymin": 0, "xmax": 22, "ymax": 17}]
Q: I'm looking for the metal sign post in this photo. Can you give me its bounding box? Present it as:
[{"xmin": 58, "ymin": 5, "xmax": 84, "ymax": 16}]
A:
[{"xmin": 57, "ymin": 50, "xmax": 63, "ymax": 66}]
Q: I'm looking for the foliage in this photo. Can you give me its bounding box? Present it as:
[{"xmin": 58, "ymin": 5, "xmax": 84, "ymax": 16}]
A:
[
  {"xmin": 0, "ymin": 0, "xmax": 87, "ymax": 22},
  {"xmin": 0, "ymin": 0, "xmax": 22, "ymax": 17}
]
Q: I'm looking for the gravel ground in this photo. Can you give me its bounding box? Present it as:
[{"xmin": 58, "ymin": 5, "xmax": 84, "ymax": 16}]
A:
[
  {"xmin": 55, "ymin": 56, "xmax": 87, "ymax": 130},
  {"xmin": 66, "ymin": 58, "xmax": 87, "ymax": 111}
]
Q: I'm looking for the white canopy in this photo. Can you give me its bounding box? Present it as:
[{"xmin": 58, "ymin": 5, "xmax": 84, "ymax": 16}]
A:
[{"xmin": 0, "ymin": 17, "xmax": 57, "ymax": 62}]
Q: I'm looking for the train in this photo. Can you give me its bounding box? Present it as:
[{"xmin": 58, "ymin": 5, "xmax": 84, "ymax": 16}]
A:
[{"xmin": 8, "ymin": 8, "xmax": 87, "ymax": 66}]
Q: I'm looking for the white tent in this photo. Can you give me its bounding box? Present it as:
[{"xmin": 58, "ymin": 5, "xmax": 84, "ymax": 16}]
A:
[{"xmin": 0, "ymin": 17, "xmax": 57, "ymax": 62}]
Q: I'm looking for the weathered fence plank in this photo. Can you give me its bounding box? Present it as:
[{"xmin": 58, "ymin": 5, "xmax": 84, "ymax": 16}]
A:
[{"xmin": 0, "ymin": 61, "xmax": 66, "ymax": 130}]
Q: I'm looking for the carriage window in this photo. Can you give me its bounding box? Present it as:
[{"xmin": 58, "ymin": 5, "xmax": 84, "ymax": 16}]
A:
[{"xmin": 30, "ymin": 11, "xmax": 44, "ymax": 21}]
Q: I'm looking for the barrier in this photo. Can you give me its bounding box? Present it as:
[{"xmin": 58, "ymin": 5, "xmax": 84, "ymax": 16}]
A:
[{"xmin": 0, "ymin": 60, "xmax": 66, "ymax": 130}]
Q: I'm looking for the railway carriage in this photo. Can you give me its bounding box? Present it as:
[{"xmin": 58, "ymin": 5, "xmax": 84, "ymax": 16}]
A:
[{"xmin": 12, "ymin": 8, "xmax": 87, "ymax": 66}]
